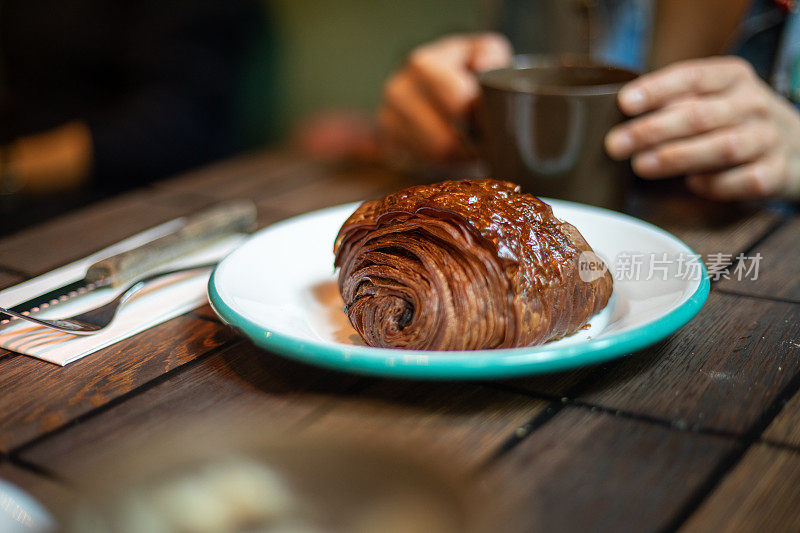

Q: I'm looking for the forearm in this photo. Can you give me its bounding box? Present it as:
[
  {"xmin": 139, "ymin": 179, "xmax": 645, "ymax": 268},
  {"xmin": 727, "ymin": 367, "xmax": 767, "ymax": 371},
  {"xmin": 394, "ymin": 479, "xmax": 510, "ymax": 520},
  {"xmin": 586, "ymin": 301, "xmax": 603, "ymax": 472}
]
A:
[{"xmin": 2, "ymin": 121, "xmax": 93, "ymax": 194}]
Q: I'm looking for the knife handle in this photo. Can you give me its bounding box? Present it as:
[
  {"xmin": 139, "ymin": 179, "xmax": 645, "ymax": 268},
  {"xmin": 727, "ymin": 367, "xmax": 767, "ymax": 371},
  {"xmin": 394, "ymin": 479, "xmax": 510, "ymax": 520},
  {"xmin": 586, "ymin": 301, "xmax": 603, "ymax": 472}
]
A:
[{"xmin": 85, "ymin": 200, "xmax": 257, "ymax": 287}]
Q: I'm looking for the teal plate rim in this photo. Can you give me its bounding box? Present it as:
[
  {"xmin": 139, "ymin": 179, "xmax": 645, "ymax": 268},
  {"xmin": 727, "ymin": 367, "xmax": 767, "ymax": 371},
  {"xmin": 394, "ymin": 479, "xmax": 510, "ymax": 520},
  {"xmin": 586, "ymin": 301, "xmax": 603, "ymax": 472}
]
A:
[{"xmin": 207, "ymin": 207, "xmax": 710, "ymax": 381}]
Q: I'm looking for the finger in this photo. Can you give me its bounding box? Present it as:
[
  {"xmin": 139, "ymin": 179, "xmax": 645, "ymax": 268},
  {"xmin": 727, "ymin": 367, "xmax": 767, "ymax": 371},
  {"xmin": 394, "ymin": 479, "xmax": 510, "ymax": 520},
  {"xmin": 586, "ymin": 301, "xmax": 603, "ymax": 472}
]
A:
[
  {"xmin": 407, "ymin": 37, "xmax": 478, "ymax": 119},
  {"xmin": 378, "ymin": 105, "xmax": 442, "ymax": 160},
  {"xmin": 377, "ymin": 107, "xmax": 425, "ymax": 169},
  {"xmin": 468, "ymin": 33, "xmax": 513, "ymax": 73},
  {"xmin": 295, "ymin": 112, "xmax": 381, "ymax": 163},
  {"xmin": 377, "ymin": 106, "xmax": 411, "ymax": 152},
  {"xmin": 631, "ymin": 121, "xmax": 778, "ymax": 179},
  {"xmin": 381, "ymin": 74, "xmax": 462, "ymax": 161},
  {"xmin": 408, "ymin": 33, "xmax": 509, "ymax": 119},
  {"xmin": 606, "ymin": 89, "xmax": 770, "ymax": 159},
  {"xmin": 686, "ymin": 152, "xmax": 787, "ymax": 200},
  {"xmin": 618, "ymin": 57, "xmax": 754, "ymax": 115}
]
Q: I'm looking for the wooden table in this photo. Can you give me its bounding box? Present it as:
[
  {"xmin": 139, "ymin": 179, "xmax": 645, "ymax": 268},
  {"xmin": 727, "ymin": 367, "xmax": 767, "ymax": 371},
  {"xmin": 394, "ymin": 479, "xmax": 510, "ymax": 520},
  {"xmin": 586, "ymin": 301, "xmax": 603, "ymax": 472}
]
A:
[{"xmin": 1, "ymin": 150, "xmax": 799, "ymax": 532}]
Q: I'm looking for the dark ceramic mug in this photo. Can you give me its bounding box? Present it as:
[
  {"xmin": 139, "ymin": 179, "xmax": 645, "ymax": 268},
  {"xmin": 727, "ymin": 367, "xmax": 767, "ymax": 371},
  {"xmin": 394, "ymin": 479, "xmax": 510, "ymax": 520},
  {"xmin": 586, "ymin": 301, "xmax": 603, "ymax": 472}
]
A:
[{"xmin": 477, "ymin": 55, "xmax": 639, "ymax": 210}]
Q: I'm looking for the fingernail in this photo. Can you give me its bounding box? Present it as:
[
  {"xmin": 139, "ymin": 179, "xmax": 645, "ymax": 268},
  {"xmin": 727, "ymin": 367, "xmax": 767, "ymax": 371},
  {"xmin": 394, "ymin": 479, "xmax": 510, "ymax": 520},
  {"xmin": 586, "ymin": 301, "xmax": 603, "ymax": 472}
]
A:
[
  {"xmin": 606, "ymin": 130, "xmax": 634, "ymax": 159},
  {"xmin": 633, "ymin": 152, "xmax": 660, "ymax": 175},
  {"xmin": 620, "ymin": 88, "xmax": 646, "ymax": 114}
]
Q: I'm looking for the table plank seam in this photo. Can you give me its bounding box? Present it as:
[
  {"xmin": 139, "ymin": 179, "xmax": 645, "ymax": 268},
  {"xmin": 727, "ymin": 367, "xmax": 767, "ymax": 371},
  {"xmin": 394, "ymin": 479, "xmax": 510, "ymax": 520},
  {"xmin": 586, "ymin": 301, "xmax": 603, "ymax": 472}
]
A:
[
  {"xmin": 477, "ymin": 361, "xmax": 632, "ymax": 471},
  {"xmin": 477, "ymin": 401, "xmax": 565, "ymax": 472},
  {"xmin": 475, "ymin": 373, "xmax": 606, "ymax": 471},
  {"xmin": 0, "ymin": 263, "xmax": 33, "ymax": 278},
  {"xmin": 6, "ymin": 455, "xmax": 69, "ymax": 487},
  {"xmin": 659, "ymin": 358, "xmax": 800, "ymax": 532},
  {"xmin": 479, "ymin": 287, "xmax": 800, "ymax": 531},
  {"xmin": 713, "ymin": 288, "xmax": 800, "ymax": 306},
  {"xmin": 732, "ymin": 213, "xmax": 789, "ymax": 256},
  {"xmin": 288, "ymin": 378, "xmax": 375, "ymax": 432},
  {"xmin": 758, "ymin": 437, "xmax": 800, "ymax": 455},
  {"xmin": 560, "ymin": 399, "xmax": 740, "ymax": 439},
  {"xmin": 8, "ymin": 337, "xmax": 244, "ymax": 458},
  {"xmin": 142, "ymin": 186, "xmax": 216, "ymax": 208},
  {"xmin": 487, "ymin": 374, "xmax": 800, "ymax": 532},
  {"xmin": 188, "ymin": 310, "xmax": 222, "ymax": 323},
  {"xmin": 486, "ymin": 381, "xmax": 744, "ymax": 439},
  {"xmin": 706, "ymin": 215, "xmax": 789, "ymax": 289}
]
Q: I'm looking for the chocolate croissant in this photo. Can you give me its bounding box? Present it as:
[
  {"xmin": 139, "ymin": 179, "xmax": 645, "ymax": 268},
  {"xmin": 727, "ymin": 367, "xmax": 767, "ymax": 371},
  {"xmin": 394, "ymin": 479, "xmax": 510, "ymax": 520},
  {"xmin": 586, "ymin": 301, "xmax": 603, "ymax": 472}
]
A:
[{"xmin": 333, "ymin": 179, "xmax": 612, "ymax": 351}]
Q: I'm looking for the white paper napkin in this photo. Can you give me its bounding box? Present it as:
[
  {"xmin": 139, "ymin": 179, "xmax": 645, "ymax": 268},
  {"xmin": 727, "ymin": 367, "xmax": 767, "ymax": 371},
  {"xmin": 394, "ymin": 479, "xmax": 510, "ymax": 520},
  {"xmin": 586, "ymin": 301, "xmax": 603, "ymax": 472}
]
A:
[{"xmin": 0, "ymin": 220, "xmax": 245, "ymax": 365}]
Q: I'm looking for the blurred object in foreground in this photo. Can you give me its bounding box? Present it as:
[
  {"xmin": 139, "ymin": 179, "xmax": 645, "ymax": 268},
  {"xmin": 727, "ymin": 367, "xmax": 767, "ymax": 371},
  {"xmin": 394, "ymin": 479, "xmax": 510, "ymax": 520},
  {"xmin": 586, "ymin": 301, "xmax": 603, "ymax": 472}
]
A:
[
  {"xmin": 0, "ymin": 478, "xmax": 56, "ymax": 533},
  {"xmin": 59, "ymin": 419, "xmax": 481, "ymax": 533}
]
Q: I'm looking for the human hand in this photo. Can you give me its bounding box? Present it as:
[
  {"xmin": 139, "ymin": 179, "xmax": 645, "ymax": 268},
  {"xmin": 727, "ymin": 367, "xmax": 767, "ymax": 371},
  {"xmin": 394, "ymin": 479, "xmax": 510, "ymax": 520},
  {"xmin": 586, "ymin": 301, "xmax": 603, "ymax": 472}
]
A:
[
  {"xmin": 605, "ymin": 56, "xmax": 800, "ymax": 200},
  {"xmin": 378, "ymin": 33, "xmax": 512, "ymax": 163},
  {"xmin": 293, "ymin": 111, "xmax": 382, "ymax": 164}
]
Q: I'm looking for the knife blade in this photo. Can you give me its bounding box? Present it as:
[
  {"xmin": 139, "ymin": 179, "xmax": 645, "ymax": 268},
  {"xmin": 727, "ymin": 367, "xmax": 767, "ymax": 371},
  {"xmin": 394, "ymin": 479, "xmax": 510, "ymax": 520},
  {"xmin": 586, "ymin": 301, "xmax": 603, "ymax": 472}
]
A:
[{"xmin": 0, "ymin": 200, "xmax": 256, "ymax": 322}]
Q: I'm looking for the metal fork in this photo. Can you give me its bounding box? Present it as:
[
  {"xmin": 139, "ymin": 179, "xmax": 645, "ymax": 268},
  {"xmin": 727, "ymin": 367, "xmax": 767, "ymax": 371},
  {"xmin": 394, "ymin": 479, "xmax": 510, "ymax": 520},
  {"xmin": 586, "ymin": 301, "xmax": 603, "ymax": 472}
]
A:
[{"xmin": 0, "ymin": 263, "xmax": 218, "ymax": 335}]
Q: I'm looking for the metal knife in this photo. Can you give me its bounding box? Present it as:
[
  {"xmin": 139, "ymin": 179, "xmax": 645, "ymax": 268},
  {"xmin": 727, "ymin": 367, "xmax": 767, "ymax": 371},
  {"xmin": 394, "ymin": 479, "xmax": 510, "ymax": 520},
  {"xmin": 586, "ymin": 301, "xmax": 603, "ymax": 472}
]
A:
[{"xmin": 0, "ymin": 200, "xmax": 256, "ymax": 322}]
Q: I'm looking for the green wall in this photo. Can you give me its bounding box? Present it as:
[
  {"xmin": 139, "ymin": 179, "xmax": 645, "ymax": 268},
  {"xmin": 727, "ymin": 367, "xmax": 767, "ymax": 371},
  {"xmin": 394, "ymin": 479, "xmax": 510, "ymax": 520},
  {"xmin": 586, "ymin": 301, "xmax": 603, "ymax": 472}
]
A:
[{"xmin": 265, "ymin": 0, "xmax": 484, "ymax": 139}]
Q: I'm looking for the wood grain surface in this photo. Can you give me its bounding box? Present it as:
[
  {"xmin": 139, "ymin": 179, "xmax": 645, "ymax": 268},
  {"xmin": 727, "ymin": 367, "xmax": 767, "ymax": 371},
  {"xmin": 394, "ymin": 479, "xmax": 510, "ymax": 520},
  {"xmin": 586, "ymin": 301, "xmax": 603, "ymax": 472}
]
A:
[
  {"xmin": 627, "ymin": 186, "xmax": 784, "ymax": 258},
  {"xmin": 0, "ymin": 272, "xmax": 23, "ymax": 290},
  {"xmin": 153, "ymin": 150, "xmax": 319, "ymax": 201},
  {"xmin": 716, "ymin": 216, "xmax": 800, "ymax": 302},
  {"xmin": 681, "ymin": 444, "xmax": 800, "ymax": 532},
  {"xmin": 17, "ymin": 341, "xmax": 363, "ymax": 476},
  {"xmin": 255, "ymin": 163, "xmax": 408, "ymax": 217},
  {"xmin": 0, "ymin": 315, "xmax": 236, "ymax": 453},
  {"xmin": 0, "ymin": 150, "xmax": 798, "ymax": 532},
  {"xmin": 480, "ymin": 407, "xmax": 736, "ymax": 533},
  {"xmin": 575, "ymin": 292, "xmax": 800, "ymax": 434},
  {"xmin": 17, "ymin": 342, "xmax": 547, "ymax": 479},
  {"xmin": 0, "ymin": 188, "xmax": 211, "ymax": 276},
  {"xmin": 298, "ymin": 378, "xmax": 547, "ymax": 470},
  {"xmin": 0, "ymin": 272, "xmax": 24, "ymax": 362},
  {"xmin": 762, "ymin": 387, "xmax": 800, "ymax": 448}
]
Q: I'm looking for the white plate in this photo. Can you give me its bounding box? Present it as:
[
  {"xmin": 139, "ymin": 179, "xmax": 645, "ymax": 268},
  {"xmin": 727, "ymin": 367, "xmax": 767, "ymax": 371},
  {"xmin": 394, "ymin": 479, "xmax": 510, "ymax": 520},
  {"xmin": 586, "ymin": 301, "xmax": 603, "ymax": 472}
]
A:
[{"xmin": 209, "ymin": 200, "xmax": 708, "ymax": 379}]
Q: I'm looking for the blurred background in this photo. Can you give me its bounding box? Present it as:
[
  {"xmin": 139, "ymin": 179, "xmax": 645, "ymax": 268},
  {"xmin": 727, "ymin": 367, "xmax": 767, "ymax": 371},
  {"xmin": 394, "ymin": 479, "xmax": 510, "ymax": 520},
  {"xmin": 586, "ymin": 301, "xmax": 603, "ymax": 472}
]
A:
[
  {"xmin": 266, "ymin": 0, "xmax": 483, "ymax": 139},
  {"xmin": 0, "ymin": 0, "xmax": 486, "ymax": 237},
  {"xmin": 6, "ymin": 0, "xmax": 791, "ymax": 236}
]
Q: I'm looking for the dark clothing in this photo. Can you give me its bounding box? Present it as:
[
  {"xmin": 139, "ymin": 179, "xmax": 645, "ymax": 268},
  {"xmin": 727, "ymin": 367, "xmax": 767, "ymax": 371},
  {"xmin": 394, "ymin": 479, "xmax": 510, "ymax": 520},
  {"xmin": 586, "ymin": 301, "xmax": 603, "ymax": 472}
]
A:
[{"xmin": 0, "ymin": 0, "xmax": 261, "ymax": 187}]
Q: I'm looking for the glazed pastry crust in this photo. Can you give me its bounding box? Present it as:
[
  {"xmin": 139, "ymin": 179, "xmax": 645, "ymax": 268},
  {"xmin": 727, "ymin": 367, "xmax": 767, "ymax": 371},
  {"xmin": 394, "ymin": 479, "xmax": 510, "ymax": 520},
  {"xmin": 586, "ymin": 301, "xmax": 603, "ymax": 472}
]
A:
[{"xmin": 334, "ymin": 179, "xmax": 613, "ymax": 350}]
